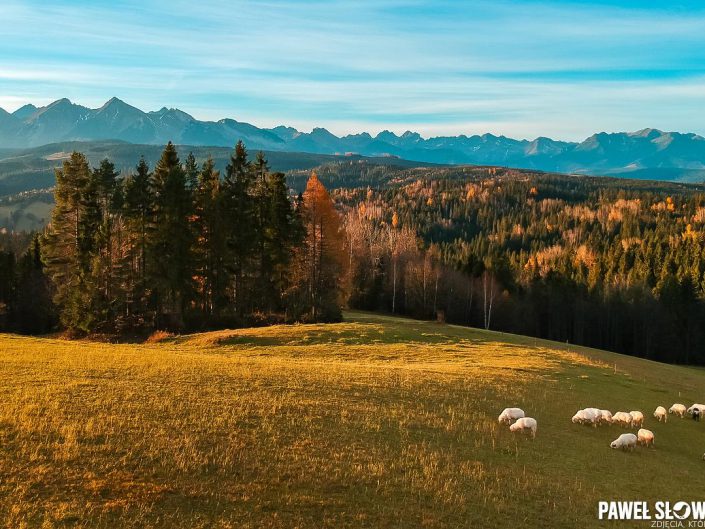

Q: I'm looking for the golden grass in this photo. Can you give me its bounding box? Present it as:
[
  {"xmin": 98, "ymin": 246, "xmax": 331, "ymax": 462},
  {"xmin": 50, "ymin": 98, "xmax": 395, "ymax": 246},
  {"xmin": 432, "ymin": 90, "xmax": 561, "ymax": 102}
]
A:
[{"xmin": 0, "ymin": 311, "xmax": 704, "ymax": 528}]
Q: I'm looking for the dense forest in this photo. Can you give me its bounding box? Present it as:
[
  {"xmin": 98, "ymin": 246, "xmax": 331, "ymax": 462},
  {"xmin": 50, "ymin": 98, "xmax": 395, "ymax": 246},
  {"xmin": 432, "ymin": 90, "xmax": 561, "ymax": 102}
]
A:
[
  {"xmin": 0, "ymin": 141, "xmax": 346, "ymax": 334},
  {"xmin": 2, "ymin": 144, "xmax": 705, "ymax": 364},
  {"xmin": 336, "ymin": 167, "xmax": 705, "ymax": 364}
]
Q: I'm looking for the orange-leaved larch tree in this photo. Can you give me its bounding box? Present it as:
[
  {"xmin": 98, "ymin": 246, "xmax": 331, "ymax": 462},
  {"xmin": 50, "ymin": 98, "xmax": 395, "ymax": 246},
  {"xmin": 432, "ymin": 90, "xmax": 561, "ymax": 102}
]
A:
[{"xmin": 287, "ymin": 172, "xmax": 347, "ymax": 321}]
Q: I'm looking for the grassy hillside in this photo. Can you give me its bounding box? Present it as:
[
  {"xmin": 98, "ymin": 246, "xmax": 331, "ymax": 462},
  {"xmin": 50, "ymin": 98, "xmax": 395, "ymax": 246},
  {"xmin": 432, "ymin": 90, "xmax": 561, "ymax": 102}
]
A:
[{"xmin": 1, "ymin": 312, "xmax": 704, "ymax": 528}]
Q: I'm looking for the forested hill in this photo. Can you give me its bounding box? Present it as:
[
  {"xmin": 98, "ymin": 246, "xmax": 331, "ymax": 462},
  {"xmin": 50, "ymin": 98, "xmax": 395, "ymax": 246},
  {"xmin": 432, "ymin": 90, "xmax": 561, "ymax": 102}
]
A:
[
  {"xmin": 332, "ymin": 165, "xmax": 705, "ymax": 364},
  {"xmin": 4, "ymin": 145, "xmax": 705, "ymax": 365}
]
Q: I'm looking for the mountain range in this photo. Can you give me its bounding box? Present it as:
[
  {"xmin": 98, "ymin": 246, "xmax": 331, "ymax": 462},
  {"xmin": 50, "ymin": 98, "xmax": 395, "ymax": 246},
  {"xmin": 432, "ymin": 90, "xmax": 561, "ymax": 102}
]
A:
[{"xmin": 1, "ymin": 97, "xmax": 705, "ymax": 180}]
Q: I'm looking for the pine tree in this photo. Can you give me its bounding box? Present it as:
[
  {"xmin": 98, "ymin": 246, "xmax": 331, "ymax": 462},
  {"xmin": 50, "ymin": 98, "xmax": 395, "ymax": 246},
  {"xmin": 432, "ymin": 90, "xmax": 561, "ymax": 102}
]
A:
[
  {"xmin": 193, "ymin": 157, "xmax": 227, "ymax": 319},
  {"xmin": 13, "ymin": 235, "xmax": 54, "ymax": 333},
  {"xmin": 148, "ymin": 142, "xmax": 195, "ymax": 329},
  {"xmin": 123, "ymin": 158, "xmax": 153, "ymax": 322},
  {"xmin": 184, "ymin": 152, "xmax": 199, "ymax": 191},
  {"xmin": 253, "ymin": 151, "xmax": 271, "ymax": 310},
  {"xmin": 43, "ymin": 152, "xmax": 96, "ymax": 331},
  {"xmin": 89, "ymin": 159, "xmax": 120, "ymax": 330},
  {"xmin": 222, "ymin": 140, "xmax": 255, "ymax": 318},
  {"xmin": 263, "ymin": 170, "xmax": 300, "ymax": 311}
]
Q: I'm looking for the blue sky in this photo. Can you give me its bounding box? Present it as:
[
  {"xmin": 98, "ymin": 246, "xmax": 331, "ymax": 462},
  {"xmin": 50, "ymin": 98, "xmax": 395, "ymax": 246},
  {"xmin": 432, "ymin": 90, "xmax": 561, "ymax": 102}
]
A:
[{"xmin": 1, "ymin": 0, "xmax": 705, "ymax": 140}]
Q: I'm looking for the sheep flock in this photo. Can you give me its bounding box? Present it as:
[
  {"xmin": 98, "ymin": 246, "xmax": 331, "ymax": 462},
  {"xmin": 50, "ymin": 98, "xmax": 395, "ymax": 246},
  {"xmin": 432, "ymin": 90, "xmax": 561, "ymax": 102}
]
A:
[{"xmin": 498, "ymin": 402, "xmax": 705, "ymax": 456}]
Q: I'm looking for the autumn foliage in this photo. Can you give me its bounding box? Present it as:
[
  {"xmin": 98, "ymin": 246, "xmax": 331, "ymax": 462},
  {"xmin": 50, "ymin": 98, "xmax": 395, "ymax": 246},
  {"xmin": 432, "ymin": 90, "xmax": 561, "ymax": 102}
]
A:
[{"xmin": 286, "ymin": 172, "xmax": 347, "ymax": 321}]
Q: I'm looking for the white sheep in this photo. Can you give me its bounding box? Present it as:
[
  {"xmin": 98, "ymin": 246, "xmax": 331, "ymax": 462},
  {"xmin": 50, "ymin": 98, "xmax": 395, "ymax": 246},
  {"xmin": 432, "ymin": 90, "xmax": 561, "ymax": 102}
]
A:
[
  {"xmin": 585, "ymin": 407, "xmax": 602, "ymax": 419},
  {"xmin": 612, "ymin": 412, "xmax": 633, "ymax": 428},
  {"xmin": 599, "ymin": 410, "xmax": 613, "ymax": 424},
  {"xmin": 669, "ymin": 404, "xmax": 687, "ymax": 418},
  {"xmin": 653, "ymin": 406, "xmax": 667, "ymax": 423},
  {"xmin": 610, "ymin": 433, "xmax": 637, "ymax": 451},
  {"xmin": 509, "ymin": 417, "xmax": 537, "ymax": 438},
  {"xmin": 687, "ymin": 404, "xmax": 705, "ymax": 415},
  {"xmin": 572, "ymin": 408, "xmax": 600, "ymax": 427},
  {"xmin": 498, "ymin": 407, "xmax": 525, "ymax": 425},
  {"xmin": 637, "ymin": 428, "xmax": 654, "ymax": 448},
  {"xmin": 629, "ymin": 411, "xmax": 644, "ymax": 428}
]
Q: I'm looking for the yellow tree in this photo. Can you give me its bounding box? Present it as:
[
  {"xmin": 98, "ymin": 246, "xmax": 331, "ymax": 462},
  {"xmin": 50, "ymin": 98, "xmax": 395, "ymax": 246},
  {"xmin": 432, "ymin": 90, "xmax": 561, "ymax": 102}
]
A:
[
  {"xmin": 290, "ymin": 172, "xmax": 347, "ymax": 321},
  {"xmin": 385, "ymin": 213, "xmax": 417, "ymax": 313}
]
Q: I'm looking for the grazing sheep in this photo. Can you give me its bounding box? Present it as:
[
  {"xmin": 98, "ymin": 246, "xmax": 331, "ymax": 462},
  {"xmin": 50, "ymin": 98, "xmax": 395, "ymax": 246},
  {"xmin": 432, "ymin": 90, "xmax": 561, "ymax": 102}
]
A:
[
  {"xmin": 612, "ymin": 412, "xmax": 633, "ymax": 428},
  {"xmin": 669, "ymin": 404, "xmax": 687, "ymax": 418},
  {"xmin": 629, "ymin": 411, "xmax": 645, "ymax": 428},
  {"xmin": 653, "ymin": 406, "xmax": 667, "ymax": 423},
  {"xmin": 498, "ymin": 407, "xmax": 525, "ymax": 425},
  {"xmin": 687, "ymin": 404, "xmax": 705, "ymax": 417},
  {"xmin": 599, "ymin": 410, "xmax": 613, "ymax": 424},
  {"xmin": 637, "ymin": 428, "xmax": 655, "ymax": 447},
  {"xmin": 509, "ymin": 417, "xmax": 538, "ymax": 438},
  {"xmin": 572, "ymin": 408, "xmax": 601, "ymax": 427},
  {"xmin": 610, "ymin": 433, "xmax": 638, "ymax": 451}
]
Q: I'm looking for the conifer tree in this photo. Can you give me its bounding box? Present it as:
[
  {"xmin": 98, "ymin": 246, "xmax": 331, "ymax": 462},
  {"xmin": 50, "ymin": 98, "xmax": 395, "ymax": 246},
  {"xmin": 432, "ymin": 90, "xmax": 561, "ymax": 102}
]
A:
[
  {"xmin": 148, "ymin": 142, "xmax": 195, "ymax": 328},
  {"xmin": 13, "ymin": 235, "xmax": 54, "ymax": 333},
  {"xmin": 222, "ymin": 140, "xmax": 255, "ymax": 318},
  {"xmin": 123, "ymin": 158, "xmax": 153, "ymax": 321},
  {"xmin": 264, "ymin": 170, "xmax": 300, "ymax": 311},
  {"xmin": 43, "ymin": 152, "xmax": 96, "ymax": 331},
  {"xmin": 194, "ymin": 157, "xmax": 227, "ymax": 319},
  {"xmin": 89, "ymin": 159, "xmax": 120, "ymax": 329},
  {"xmin": 184, "ymin": 152, "xmax": 199, "ymax": 191},
  {"xmin": 253, "ymin": 151, "xmax": 271, "ymax": 309}
]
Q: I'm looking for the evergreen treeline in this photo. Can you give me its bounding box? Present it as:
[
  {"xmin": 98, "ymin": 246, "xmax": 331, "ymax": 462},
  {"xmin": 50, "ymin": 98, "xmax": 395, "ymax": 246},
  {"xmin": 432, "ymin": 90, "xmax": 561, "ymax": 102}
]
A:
[
  {"xmin": 336, "ymin": 168, "xmax": 705, "ymax": 365},
  {"xmin": 0, "ymin": 142, "xmax": 346, "ymax": 334}
]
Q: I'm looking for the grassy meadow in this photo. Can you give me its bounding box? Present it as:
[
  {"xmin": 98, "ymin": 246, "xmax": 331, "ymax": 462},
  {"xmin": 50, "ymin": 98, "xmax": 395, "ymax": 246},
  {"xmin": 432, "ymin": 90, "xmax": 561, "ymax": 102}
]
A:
[{"xmin": 1, "ymin": 311, "xmax": 705, "ymax": 528}]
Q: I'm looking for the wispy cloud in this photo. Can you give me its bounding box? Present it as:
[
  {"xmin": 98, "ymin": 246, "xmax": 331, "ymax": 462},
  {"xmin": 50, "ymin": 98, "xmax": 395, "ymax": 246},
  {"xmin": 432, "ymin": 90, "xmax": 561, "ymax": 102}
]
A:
[{"xmin": 1, "ymin": 0, "xmax": 704, "ymax": 140}]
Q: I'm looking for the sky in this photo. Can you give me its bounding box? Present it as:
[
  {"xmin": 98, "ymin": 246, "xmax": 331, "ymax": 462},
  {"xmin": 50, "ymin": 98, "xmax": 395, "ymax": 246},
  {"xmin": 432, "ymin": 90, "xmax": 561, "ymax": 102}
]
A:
[{"xmin": 1, "ymin": 0, "xmax": 705, "ymax": 141}]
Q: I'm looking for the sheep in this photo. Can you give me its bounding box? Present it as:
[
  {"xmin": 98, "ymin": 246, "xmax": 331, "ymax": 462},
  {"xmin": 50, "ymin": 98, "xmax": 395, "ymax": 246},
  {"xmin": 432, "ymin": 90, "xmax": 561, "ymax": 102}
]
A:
[
  {"xmin": 599, "ymin": 410, "xmax": 613, "ymax": 424},
  {"xmin": 610, "ymin": 433, "xmax": 638, "ymax": 451},
  {"xmin": 653, "ymin": 406, "xmax": 667, "ymax": 423},
  {"xmin": 612, "ymin": 412, "xmax": 633, "ymax": 428},
  {"xmin": 669, "ymin": 404, "xmax": 687, "ymax": 418},
  {"xmin": 629, "ymin": 411, "xmax": 645, "ymax": 428},
  {"xmin": 498, "ymin": 407, "xmax": 525, "ymax": 425},
  {"xmin": 637, "ymin": 428, "xmax": 655, "ymax": 448},
  {"xmin": 572, "ymin": 408, "xmax": 601, "ymax": 427},
  {"xmin": 687, "ymin": 404, "xmax": 705, "ymax": 417},
  {"xmin": 509, "ymin": 417, "xmax": 537, "ymax": 438}
]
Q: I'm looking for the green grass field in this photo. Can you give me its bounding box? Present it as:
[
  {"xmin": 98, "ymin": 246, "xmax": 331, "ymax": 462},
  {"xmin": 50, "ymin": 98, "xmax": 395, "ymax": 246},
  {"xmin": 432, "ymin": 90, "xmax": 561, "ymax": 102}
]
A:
[{"xmin": 1, "ymin": 311, "xmax": 704, "ymax": 528}]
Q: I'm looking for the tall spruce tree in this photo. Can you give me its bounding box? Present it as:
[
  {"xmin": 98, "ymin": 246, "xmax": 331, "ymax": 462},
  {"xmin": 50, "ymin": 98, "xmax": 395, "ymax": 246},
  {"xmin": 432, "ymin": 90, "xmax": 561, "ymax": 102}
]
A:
[
  {"xmin": 13, "ymin": 235, "xmax": 54, "ymax": 333},
  {"xmin": 253, "ymin": 151, "xmax": 271, "ymax": 310},
  {"xmin": 43, "ymin": 152, "xmax": 97, "ymax": 331},
  {"xmin": 123, "ymin": 158, "xmax": 153, "ymax": 322},
  {"xmin": 89, "ymin": 159, "xmax": 120, "ymax": 329},
  {"xmin": 194, "ymin": 157, "xmax": 227, "ymax": 319},
  {"xmin": 264, "ymin": 170, "xmax": 300, "ymax": 311},
  {"xmin": 148, "ymin": 142, "xmax": 195, "ymax": 328},
  {"xmin": 222, "ymin": 140, "xmax": 255, "ymax": 318},
  {"xmin": 184, "ymin": 152, "xmax": 199, "ymax": 191}
]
